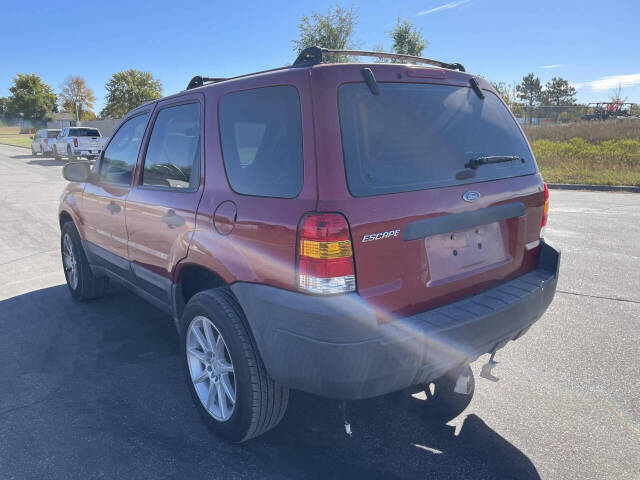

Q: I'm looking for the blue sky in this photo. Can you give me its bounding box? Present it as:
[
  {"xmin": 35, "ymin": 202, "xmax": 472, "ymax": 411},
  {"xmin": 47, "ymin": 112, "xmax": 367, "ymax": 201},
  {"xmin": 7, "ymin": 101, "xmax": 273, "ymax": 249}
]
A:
[{"xmin": 1, "ymin": 0, "xmax": 639, "ymax": 112}]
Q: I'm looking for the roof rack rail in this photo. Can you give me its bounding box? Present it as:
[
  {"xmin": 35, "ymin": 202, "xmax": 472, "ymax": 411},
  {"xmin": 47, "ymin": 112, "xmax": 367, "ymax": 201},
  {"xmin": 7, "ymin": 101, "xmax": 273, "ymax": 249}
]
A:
[
  {"xmin": 185, "ymin": 65, "xmax": 296, "ymax": 90},
  {"xmin": 186, "ymin": 75, "xmax": 229, "ymax": 90},
  {"xmin": 292, "ymin": 46, "xmax": 465, "ymax": 72}
]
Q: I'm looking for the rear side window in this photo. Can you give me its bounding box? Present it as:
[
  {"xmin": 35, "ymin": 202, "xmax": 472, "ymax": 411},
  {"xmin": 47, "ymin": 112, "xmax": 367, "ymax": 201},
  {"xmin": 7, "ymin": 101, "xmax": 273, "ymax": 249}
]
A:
[
  {"xmin": 338, "ymin": 83, "xmax": 537, "ymax": 197},
  {"xmin": 69, "ymin": 128, "xmax": 100, "ymax": 137},
  {"xmin": 47, "ymin": 130, "xmax": 60, "ymax": 138},
  {"xmin": 142, "ymin": 102, "xmax": 200, "ymax": 190},
  {"xmin": 100, "ymin": 113, "xmax": 149, "ymax": 184},
  {"xmin": 219, "ymin": 86, "xmax": 303, "ymax": 198}
]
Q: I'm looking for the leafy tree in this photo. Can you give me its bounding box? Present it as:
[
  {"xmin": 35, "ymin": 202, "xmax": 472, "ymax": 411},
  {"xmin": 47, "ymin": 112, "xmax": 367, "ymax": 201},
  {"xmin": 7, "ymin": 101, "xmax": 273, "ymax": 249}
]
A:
[
  {"xmin": 5, "ymin": 74, "xmax": 57, "ymax": 120},
  {"xmin": 388, "ymin": 17, "xmax": 427, "ymax": 57},
  {"xmin": 293, "ymin": 4, "xmax": 358, "ymax": 63},
  {"xmin": 541, "ymin": 77, "xmax": 576, "ymax": 106},
  {"xmin": 516, "ymin": 73, "xmax": 542, "ymax": 123},
  {"xmin": 59, "ymin": 76, "xmax": 96, "ymax": 121},
  {"xmin": 0, "ymin": 97, "xmax": 7, "ymax": 115},
  {"xmin": 100, "ymin": 69, "xmax": 162, "ymax": 118},
  {"xmin": 491, "ymin": 81, "xmax": 523, "ymax": 116}
]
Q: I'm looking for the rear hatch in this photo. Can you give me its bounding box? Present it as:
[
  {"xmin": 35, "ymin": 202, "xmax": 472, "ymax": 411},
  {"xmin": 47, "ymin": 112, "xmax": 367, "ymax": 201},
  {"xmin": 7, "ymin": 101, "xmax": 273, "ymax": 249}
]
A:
[
  {"xmin": 314, "ymin": 67, "xmax": 545, "ymax": 319},
  {"xmin": 69, "ymin": 128, "xmax": 101, "ymax": 151}
]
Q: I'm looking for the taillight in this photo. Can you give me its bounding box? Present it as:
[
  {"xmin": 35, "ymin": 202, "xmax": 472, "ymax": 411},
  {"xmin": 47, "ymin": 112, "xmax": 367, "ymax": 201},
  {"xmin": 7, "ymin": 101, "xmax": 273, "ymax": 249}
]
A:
[
  {"xmin": 44, "ymin": 139, "xmax": 48, "ymax": 145},
  {"xmin": 297, "ymin": 213, "xmax": 356, "ymax": 295},
  {"xmin": 541, "ymin": 182, "xmax": 549, "ymax": 228},
  {"xmin": 73, "ymin": 138, "xmax": 78, "ymax": 148}
]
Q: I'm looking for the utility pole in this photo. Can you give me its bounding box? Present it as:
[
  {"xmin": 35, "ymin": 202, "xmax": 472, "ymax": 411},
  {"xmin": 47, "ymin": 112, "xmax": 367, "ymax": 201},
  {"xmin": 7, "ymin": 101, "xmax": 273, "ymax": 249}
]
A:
[{"xmin": 75, "ymin": 102, "xmax": 79, "ymax": 122}]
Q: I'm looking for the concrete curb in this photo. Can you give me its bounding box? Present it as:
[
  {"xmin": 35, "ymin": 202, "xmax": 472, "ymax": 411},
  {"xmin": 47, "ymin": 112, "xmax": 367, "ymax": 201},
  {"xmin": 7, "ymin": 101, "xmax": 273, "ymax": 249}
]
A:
[
  {"xmin": 0, "ymin": 142, "xmax": 30, "ymax": 150},
  {"xmin": 548, "ymin": 183, "xmax": 640, "ymax": 193}
]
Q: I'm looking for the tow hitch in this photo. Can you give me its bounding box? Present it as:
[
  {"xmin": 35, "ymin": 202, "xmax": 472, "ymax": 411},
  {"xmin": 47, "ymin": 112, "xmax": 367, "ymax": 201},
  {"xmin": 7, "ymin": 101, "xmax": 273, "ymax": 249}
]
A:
[{"xmin": 480, "ymin": 351, "xmax": 500, "ymax": 382}]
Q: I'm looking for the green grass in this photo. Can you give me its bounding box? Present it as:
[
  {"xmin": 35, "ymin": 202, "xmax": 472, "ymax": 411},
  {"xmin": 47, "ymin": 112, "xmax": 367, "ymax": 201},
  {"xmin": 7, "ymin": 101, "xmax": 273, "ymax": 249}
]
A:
[
  {"xmin": 0, "ymin": 133, "xmax": 33, "ymax": 148},
  {"xmin": 524, "ymin": 121, "xmax": 640, "ymax": 186}
]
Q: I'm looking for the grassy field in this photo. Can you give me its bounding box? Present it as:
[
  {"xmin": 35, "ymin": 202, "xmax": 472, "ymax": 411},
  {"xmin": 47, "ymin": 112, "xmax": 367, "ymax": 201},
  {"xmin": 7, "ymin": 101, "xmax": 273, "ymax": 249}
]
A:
[
  {"xmin": 0, "ymin": 126, "xmax": 33, "ymax": 148},
  {"xmin": 523, "ymin": 120, "xmax": 640, "ymax": 186}
]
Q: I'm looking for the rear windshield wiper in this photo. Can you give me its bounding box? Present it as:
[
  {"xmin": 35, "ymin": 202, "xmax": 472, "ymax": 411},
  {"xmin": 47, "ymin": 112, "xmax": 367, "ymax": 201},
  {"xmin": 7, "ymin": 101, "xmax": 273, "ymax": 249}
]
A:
[{"xmin": 464, "ymin": 155, "xmax": 524, "ymax": 170}]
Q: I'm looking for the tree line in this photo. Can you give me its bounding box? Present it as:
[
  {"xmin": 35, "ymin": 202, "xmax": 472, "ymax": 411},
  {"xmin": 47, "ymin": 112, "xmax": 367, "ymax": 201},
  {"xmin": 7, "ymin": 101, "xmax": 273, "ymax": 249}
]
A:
[{"xmin": 0, "ymin": 69, "xmax": 162, "ymax": 122}]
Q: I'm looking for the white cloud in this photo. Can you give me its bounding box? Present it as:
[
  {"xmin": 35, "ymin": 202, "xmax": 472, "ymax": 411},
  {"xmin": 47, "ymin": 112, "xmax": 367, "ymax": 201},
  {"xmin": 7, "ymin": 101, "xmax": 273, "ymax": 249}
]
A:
[
  {"xmin": 418, "ymin": 0, "xmax": 471, "ymax": 16},
  {"xmin": 575, "ymin": 73, "xmax": 640, "ymax": 91},
  {"xmin": 542, "ymin": 64, "xmax": 563, "ymax": 69}
]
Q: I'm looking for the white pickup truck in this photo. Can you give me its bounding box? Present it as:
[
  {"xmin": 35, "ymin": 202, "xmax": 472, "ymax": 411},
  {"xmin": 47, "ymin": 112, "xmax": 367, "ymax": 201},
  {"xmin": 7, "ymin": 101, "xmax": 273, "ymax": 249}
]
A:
[{"xmin": 52, "ymin": 127, "xmax": 103, "ymax": 160}]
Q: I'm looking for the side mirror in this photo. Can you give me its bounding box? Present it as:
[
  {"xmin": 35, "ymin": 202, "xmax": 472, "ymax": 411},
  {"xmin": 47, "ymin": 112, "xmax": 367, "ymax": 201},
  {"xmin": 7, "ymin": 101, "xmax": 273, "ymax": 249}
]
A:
[
  {"xmin": 30, "ymin": 136, "xmax": 34, "ymax": 139},
  {"xmin": 62, "ymin": 161, "xmax": 91, "ymax": 182}
]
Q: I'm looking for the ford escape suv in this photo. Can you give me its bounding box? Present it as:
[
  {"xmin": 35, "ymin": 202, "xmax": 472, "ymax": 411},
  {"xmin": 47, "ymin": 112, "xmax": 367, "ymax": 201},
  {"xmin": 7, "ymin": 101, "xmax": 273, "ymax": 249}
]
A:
[{"xmin": 59, "ymin": 47, "xmax": 560, "ymax": 442}]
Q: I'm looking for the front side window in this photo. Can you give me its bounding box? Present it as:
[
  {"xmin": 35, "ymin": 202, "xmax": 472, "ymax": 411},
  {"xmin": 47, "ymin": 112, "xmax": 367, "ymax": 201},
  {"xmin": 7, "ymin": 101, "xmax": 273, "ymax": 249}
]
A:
[
  {"xmin": 142, "ymin": 102, "xmax": 200, "ymax": 189},
  {"xmin": 100, "ymin": 113, "xmax": 150, "ymax": 185},
  {"xmin": 219, "ymin": 86, "xmax": 303, "ymax": 198}
]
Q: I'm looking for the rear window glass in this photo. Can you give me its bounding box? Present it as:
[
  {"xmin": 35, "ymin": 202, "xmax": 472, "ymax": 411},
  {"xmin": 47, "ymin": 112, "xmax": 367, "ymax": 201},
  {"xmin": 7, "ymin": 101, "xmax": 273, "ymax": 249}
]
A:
[
  {"xmin": 47, "ymin": 130, "xmax": 60, "ymax": 138},
  {"xmin": 69, "ymin": 128, "xmax": 100, "ymax": 137},
  {"xmin": 338, "ymin": 83, "xmax": 537, "ymax": 197},
  {"xmin": 219, "ymin": 86, "xmax": 303, "ymax": 198}
]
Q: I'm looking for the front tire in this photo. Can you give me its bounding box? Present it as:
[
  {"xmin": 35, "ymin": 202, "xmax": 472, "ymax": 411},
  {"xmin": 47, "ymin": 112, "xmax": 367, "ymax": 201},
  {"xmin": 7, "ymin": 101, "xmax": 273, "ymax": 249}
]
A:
[
  {"xmin": 181, "ymin": 288, "xmax": 289, "ymax": 442},
  {"xmin": 61, "ymin": 221, "xmax": 108, "ymax": 300}
]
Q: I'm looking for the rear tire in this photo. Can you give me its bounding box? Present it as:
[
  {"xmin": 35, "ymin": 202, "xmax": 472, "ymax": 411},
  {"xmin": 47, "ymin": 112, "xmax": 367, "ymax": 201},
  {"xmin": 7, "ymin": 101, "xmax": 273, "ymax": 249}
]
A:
[
  {"xmin": 53, "ymin": 145, "xmax": 62, "ymax": 160},
  {"xmin": 67, "ymin": 145, "xmax": 77, "ymax": 161},
  {"xmin": 61, "ymin": 221, "xmax": 108, "ymax": 300},
  {"xmin": 181, "ymin": 288, "xmax": 289, "ymax": 442},
  {"xmin": 403, "ymin": 365, "xmax": 475, "ymax": 423},
  {"xmin": 31, "ymin": 146, "xmax": 36, "ymax": 155}
]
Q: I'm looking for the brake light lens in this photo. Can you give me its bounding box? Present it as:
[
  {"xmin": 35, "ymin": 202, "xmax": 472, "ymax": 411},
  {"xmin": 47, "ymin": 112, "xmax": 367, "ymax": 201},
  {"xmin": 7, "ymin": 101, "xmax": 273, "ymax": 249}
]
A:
[
  {"xmin": 73, "ymin": 138, "xmax": 78, "ymax": 148},
  {"xmin": 541, "ymin": 182, "xmax": 549, "ymax": 228},
  {"xmin": 44, "ymin": 138, "xmax": 48, "ymax": 145},
  {"xmin": 297, "ymin": 213, "xmax": 356, "ymax": 295}
]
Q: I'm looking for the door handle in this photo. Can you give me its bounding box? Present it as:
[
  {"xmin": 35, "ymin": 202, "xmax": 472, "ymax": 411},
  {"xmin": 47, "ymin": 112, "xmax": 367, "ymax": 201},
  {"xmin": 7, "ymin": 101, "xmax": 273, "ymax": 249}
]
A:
[
  {"xmin": 107, "ymin": 201, "xmax": 121, "ymax": 215},
  {"xmin": 162, "ymin": 209, "xmax": 185, "ymax": 229}
]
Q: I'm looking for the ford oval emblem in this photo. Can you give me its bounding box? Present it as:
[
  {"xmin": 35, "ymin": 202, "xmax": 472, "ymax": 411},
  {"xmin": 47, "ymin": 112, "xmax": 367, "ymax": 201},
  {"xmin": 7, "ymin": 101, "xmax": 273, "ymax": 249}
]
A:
[{"xmin": 463, "ymin": 190, "xmax": 480, "ymax": 202}]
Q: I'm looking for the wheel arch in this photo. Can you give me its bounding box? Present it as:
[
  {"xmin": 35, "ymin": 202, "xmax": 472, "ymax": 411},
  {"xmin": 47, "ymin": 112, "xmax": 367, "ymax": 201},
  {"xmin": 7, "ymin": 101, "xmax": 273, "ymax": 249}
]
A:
[
  {"xmin": 59, "ymin": 210, "xmax": 74, "ymax": 229},
  {"xmin": 173, "ymin": 264, "xmax": 232, "ymax": 321}
]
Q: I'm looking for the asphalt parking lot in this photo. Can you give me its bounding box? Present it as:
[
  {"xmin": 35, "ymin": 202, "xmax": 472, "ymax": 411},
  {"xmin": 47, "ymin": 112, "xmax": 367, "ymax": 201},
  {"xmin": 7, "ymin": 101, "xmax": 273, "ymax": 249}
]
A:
[{"xmin": 0, "ymin": 142, "xmax": 638, "ymax": 480}]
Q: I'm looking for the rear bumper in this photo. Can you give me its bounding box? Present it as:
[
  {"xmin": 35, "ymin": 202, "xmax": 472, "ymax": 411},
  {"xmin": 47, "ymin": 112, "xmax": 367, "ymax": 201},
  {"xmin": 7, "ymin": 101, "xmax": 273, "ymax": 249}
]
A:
[
  {"xmin": 73, "ymin": 148, "xmax": 100, "ymax": 157},
  {"xmin": 231, "ymin": 241, "xmax": 560, "ymax": 400}
]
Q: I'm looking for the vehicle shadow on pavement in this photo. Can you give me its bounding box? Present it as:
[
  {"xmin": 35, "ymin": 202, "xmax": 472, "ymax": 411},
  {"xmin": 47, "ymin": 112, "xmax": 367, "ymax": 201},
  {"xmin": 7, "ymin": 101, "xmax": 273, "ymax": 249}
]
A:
[
  {"xmin": 0, "ymin": 284, "xmax": 540, "ymax": 480},
  {"xmin": 26, "ymin": 158, "xmax": 66, "ymax": 167}
]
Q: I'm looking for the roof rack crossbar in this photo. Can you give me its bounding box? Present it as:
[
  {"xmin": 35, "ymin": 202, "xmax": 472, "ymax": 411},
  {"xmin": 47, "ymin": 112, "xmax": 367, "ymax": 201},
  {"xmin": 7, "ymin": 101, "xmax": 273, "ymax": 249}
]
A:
[{"xmin": 292, "ymin": 46, "xmax": 465, "ymax": 72}]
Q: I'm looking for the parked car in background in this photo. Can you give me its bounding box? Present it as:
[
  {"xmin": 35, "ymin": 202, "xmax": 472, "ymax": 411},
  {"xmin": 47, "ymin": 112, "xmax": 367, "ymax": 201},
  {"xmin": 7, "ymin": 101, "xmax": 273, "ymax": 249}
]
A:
[
  {"xmin": 52, "ymin": 127, "xmax": 102, "ymax": 161},
  {"xmin": 58, "ymin": 47, "xmax": 559, "ymax": 443},
  {"xmin": 31, "ymin": 129, "xmax": 61, "ymax": 156}
]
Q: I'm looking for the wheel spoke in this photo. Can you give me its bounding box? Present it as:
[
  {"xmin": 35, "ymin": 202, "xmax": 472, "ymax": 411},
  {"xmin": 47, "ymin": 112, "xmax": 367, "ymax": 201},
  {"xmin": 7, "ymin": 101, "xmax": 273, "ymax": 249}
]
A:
[
  {"xmin": 218, "ymin": 361, "xmax": 233, "ymax": 373},
  {"xmin": 215, "ymin": 334, "xmax": 225, "ymax": 360},
  {"xmin": 190, "ymin": 325, "xmax": 208, "ymax": 351},
  {"xmin": 206, "ymin": 381, "xmax": 216, "ymax": 411},
  {"xmin": 188, "ymin": 348, "xmax": 207, "ymax": 363},
  {"xmin": 202, "ymin": 320, "xmax": 215, "ymax": 352},
  {"xmin": 193, "ymin": 371, "xmax": 208, "ymax": 385},
  {"xmin": 216, "ymin": 381, "xmax": 228, "ymax": 419},
  {"xmin": 221, "ymin": 374, "xmax": 235, "ymax": 404}
]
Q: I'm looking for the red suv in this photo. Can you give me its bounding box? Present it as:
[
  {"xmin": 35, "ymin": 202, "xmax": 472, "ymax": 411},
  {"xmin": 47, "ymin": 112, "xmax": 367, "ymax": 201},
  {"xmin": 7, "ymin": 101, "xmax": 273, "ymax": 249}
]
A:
[{"xmin": 59, "ymin": 48, "xmax": 559, "ymax": 442}]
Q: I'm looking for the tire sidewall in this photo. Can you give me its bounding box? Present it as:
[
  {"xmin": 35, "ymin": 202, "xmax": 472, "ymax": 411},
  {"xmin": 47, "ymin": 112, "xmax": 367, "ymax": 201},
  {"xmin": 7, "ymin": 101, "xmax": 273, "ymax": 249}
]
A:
[
  {"xmin": 180, "ymin": 292, "xmax": 255, "ymax": 442},
  {"xmin": 61, "ymin": 222, "xmax": 86, "ymax": 299}
]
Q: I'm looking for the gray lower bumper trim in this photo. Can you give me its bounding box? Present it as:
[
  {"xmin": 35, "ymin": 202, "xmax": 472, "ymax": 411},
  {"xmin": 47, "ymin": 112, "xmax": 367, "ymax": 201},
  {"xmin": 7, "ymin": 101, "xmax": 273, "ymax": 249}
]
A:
[{"xmin": 232, "ymin": 241, "xmax": 560, "ymax": 400}]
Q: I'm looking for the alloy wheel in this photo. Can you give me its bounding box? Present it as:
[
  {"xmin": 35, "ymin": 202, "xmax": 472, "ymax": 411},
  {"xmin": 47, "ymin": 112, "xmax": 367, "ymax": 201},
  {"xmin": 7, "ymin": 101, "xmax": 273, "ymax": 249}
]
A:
[
  {"xmin": 62, "ymin": 233, "xmax": 78, "ymax": 290},
  {"xmin": 186, "ymin": 315, "xmax": 236, "ymax": 421}
]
